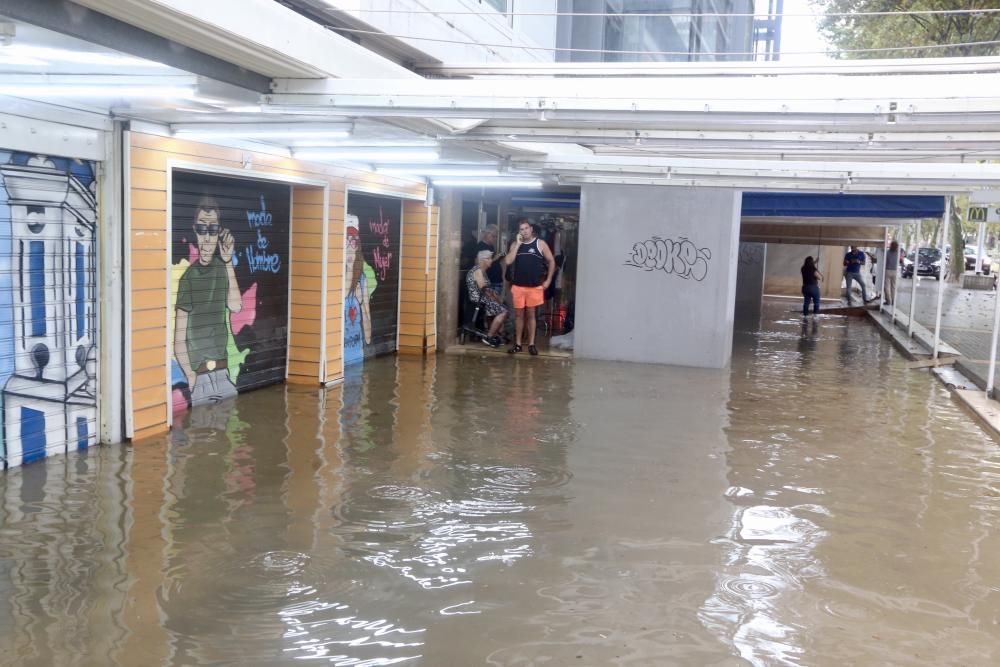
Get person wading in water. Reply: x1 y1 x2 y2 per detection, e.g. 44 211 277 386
504 218 556 356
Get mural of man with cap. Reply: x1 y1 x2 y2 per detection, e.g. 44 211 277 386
174 196 243 405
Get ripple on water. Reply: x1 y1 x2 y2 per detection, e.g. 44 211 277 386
162 549 425 664
720 576 780 600
819 597 877 622
366 484 437 504
478 464 573 492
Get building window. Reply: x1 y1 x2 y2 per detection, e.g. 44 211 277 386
28 240 46 337
76 416 89 450
481 0 508 14
75 242 85 341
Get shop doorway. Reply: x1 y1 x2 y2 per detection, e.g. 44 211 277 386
455 190 579 356
503 202 578 351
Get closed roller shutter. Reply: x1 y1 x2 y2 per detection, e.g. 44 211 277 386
344 192 402 367
170 172 290 411
0 152 99 468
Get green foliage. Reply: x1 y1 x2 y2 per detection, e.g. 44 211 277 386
812 1 1000 58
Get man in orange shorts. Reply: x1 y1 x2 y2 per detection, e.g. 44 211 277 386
504 218 556 356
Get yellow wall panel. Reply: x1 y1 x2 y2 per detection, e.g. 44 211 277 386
128 148 169 171
290 246 324 263
291 276 323 292
131 289 165 311
134 405 168 433
132 367 166 393
291 261 324 278
287 360 318 378
132 327 166 353
290 318 322 335
130 168 167 191
131 249 167 271
131 230 167 251
398 334 424 349
131 209 168 231
292 304 323 320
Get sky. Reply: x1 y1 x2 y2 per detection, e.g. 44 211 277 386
767 0 835 64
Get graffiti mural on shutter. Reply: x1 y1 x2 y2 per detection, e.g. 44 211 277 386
170 172 290 412
344 192 402 366
0 151 98 469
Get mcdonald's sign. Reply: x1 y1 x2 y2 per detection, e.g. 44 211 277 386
969 206 1000 223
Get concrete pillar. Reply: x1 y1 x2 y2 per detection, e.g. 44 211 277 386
435 188 462 350
735 242 766 320
575 185 741 369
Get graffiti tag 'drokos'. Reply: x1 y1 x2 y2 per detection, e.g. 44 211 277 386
625 236 712 282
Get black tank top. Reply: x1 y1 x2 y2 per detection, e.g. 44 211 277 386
512 238 547 287
801 266 818 286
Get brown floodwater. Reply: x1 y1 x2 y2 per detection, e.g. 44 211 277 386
2 304 1000 666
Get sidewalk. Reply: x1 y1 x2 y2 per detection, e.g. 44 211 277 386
890 275 1000 389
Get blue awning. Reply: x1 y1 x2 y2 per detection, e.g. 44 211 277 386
741 192 946 219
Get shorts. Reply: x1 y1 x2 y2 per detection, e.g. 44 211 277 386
511 285 544 309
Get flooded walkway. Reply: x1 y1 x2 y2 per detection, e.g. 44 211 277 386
2 304 1000 666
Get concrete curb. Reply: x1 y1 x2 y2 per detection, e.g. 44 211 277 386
866 310 1000 441
942 383 1000 442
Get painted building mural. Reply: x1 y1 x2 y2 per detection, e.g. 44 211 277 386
0 151 98 468
344 193 402 366
170 173 290 412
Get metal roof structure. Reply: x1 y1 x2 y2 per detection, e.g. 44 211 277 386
4 0 1000 194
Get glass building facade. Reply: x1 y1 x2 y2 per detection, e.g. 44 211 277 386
556 0 758 62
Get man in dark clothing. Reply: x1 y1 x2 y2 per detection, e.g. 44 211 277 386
504 218 555 356
843 245 871 305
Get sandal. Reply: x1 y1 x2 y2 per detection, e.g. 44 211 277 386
528 345 538 356
508 344 522 354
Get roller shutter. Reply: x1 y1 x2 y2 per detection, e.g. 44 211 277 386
344 192 402 367
0 151 99 468
170 172 290 411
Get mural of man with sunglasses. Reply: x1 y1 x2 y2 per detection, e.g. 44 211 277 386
174 196 243 406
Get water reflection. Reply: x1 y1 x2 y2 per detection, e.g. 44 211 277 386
712 304 1000 666
3 309 1000 664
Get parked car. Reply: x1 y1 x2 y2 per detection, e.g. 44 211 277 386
901 247 941 280
963 246 991 274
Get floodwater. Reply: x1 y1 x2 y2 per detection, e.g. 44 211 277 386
2 304 1000 666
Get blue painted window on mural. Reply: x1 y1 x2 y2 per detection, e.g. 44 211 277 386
76 242 85 340
21 407 47 464
76 416 89 450
28 240 46 337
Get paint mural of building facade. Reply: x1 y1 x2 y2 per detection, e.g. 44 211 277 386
0 153 98 468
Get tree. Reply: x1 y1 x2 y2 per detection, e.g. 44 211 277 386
814 1 1000 281
813 0 1000 59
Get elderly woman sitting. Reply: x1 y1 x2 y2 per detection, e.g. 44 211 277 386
466 250 509 348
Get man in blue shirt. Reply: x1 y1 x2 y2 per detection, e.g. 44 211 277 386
843 245 871 305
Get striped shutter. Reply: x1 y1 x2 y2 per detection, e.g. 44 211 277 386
170 172 291 411
344 192 402 366
0 152 99 468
